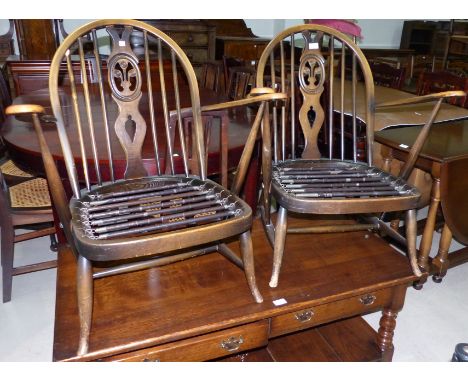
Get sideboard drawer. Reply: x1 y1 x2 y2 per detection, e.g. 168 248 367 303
104 320 269 362
170 32 209 47
270 288 393 337
184 48 209 64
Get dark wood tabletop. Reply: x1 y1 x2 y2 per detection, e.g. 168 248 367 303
1 86 256 181
374 118 468 164
53 215 415 362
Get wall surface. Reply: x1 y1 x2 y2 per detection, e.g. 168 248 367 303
0 18 438 54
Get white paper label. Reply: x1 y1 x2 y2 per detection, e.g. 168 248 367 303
119 40 126 47
308 42 319 50
399 144 409 149
273 298 288 306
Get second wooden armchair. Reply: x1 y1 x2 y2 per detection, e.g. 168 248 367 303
256 24 465 288
6 19 285 357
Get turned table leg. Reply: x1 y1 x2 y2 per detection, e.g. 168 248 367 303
377 308 398 361
377 285 406 361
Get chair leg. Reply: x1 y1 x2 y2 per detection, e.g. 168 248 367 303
269 205 287 288
405 209 423 278
239 231 263 303
432 224 453 283
49 234 58 252
1 225 15 303
76 254 93 356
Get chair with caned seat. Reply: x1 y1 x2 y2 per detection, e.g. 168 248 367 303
6 19 286 356
256 24 465 288
0 169 57 302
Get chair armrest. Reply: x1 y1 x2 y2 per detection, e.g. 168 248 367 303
201 89 288 112
6 104 45 115
376 90 466 109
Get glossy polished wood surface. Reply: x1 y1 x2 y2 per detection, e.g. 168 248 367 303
2 87 255 181
53 215 416 361
334 81 468 131
375 119 468 163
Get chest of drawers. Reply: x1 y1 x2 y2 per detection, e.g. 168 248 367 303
142 20 216 78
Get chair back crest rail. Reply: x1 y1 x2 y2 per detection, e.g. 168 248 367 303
48 20 206 199
255 24 375 166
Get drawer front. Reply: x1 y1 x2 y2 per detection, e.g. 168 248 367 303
104 320 269 362
170 32 208 47
184 48 209 64
270 288 393 338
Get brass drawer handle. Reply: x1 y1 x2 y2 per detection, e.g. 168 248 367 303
294 310 314 322
359 294 377 305
220 336 244 352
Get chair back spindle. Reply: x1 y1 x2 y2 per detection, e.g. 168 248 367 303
48 20 205 199
256 25 375 166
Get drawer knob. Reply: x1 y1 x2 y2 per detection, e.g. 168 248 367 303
187 34 194 42
220 335 244 352
359 294 377 305
294 310 314 322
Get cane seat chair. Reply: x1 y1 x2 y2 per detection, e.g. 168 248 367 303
256 24 464 288
0 170 57 302
6 20 286 356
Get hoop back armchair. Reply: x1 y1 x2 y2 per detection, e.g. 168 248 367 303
6 19 286 356
256 24 464 288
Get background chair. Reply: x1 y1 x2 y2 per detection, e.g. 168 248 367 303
6 19 284 356
417 70 468 108
200 60 224 94
168 109 229 188
256 24 463 288
222 55 245 92
1 169 57 302
226 66 256 101
370 61 406 90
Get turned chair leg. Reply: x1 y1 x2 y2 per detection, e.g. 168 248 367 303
405 209 422 279
239 231 263 303
269 205 287 288
76 254 93 356
1 224 15 303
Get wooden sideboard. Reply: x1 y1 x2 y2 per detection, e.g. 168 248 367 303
53 216 417 362
141 19 216 78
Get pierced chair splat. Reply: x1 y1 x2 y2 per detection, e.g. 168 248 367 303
256 24 462 288
6 19 287 357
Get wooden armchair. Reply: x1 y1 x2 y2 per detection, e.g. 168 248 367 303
256 24 464 288
5 19 286 356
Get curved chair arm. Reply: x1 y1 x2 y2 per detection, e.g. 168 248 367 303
168 90 288 195
201 89 288 112
375 90 466 109
375 90 467 181
5 104 75 253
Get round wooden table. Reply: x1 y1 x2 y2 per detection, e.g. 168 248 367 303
2 86 260 208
